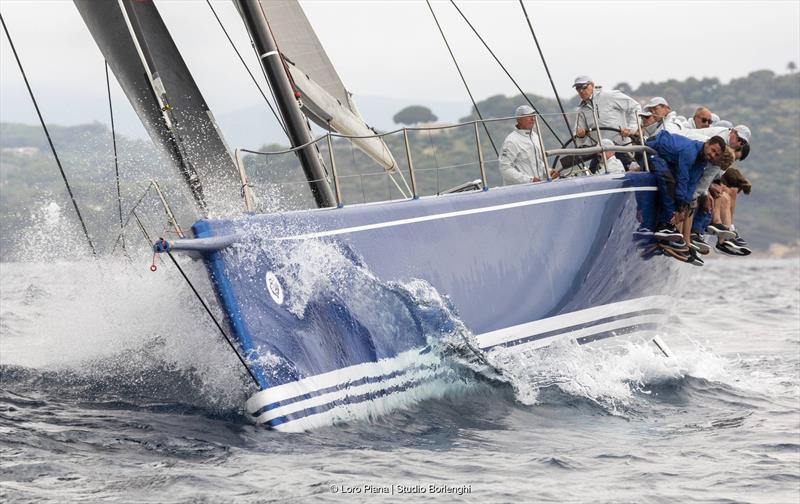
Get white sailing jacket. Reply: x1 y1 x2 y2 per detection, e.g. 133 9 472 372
499 128 547 185
575 87 642 146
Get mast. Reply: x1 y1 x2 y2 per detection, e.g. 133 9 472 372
234 0 335 208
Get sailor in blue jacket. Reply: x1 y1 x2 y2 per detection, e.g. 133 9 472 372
645 130 725 239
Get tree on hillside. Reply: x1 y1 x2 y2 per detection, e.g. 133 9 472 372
788 61 797 73
393 105 437 125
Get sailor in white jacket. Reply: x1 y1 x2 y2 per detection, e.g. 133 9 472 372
573 75 641 147
644 97 687 133
499 105 547 185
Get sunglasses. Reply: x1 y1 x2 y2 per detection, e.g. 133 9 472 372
698 117 713 124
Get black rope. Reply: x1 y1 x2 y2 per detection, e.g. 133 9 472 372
163 248 262 389
426 0 498 157
518 0 572 141
448 0 563 145
205 0 288 137
105 60 126 254
1 13 97 257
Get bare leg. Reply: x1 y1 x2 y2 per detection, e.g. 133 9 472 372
727 186 738 222
720 192 733 227
712 194 723 225
683 210 694 244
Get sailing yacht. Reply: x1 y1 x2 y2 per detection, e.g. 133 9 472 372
75 0 677 431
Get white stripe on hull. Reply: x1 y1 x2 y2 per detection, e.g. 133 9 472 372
245 295 672 426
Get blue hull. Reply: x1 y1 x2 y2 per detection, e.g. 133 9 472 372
189 172 679 431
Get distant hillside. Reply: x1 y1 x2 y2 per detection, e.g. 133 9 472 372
1 69 798 258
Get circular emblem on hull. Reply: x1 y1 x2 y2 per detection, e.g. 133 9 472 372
265 271 284 305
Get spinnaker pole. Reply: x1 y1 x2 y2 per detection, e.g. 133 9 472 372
234 0 335 208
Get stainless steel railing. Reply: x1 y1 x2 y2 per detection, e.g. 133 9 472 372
234 112 656 211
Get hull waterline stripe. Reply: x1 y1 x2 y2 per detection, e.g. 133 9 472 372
246 303 670 418
476 295 670 348
262 319 659 431
250 362 438 419
246 295 670 414
480 308 667 351
275 186 657 241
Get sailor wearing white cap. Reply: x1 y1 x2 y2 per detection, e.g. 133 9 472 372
572 75 642 148
677 123 750 151
643 96 687 133
498 105 548 185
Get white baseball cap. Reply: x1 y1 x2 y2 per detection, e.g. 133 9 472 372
639 110 653 117
515 105 535 117
600 138 616 150
733 124 751 143
572 75 593 87
644 96 668 110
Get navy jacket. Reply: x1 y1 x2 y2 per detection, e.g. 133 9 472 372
646 130 707 206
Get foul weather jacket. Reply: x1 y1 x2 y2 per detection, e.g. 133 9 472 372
646 130 707 207
499 128 547 185
574 87 642 146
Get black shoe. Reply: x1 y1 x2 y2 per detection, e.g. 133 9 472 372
731 232 749 247
660 244 690 262
633 227 654 241
654 225 683 242
707 224 735 241
690 233 711 255
687 249 705 266
715 241 746 256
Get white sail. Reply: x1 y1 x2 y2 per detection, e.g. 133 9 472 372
259 0 398 172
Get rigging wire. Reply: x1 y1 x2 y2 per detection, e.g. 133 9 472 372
162 246 263 389
518 0 572 142
206 0 288 137
131 212 262 389
448 0 563 145
426 0 499 157
105 60 126 255
1 12 97 257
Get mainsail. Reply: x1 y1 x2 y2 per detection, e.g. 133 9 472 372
74 0 242 216
258 0 399 172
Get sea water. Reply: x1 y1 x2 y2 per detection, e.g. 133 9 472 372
1 254 798 503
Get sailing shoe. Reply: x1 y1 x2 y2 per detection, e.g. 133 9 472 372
690 233 711 255
727 238 753 256
715 241 746 256
706 223 736 241
732 232 749 247
659 244 690 262
687 250 705 267
654 225 683 242
633 227 654 241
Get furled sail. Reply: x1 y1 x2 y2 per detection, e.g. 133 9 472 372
257 0 398 172
74 0 242 216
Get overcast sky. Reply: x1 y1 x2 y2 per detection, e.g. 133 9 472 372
1 0 799 136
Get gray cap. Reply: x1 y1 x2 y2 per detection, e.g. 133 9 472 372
515 105 535 117
733 124 751 143
572 75 593 87
644 96 668 110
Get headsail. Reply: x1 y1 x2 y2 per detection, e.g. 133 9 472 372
258 0 399 172
74 0 242 217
